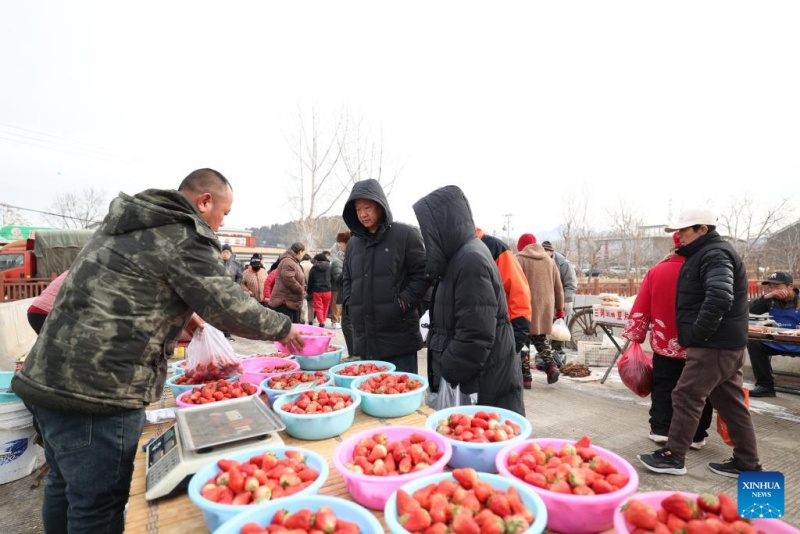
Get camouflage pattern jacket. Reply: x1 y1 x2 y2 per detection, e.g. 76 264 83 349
12 189 291 414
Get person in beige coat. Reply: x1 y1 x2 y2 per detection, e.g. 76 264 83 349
269 243 307 323
516 233 565 385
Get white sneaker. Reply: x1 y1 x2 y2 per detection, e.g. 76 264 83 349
690 438 706 450
332 322 341 329
649 432 668 444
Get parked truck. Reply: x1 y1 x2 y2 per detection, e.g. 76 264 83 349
0 229 95 281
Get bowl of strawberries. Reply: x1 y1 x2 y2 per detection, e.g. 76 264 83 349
383 468 548 534
424 404 532 473
614 491 797 534
259 371 334 405
496 436 639 534
332 426 452 511
240 356 300 386
212 494 384 534
271 386 361 440
329 360 397 389
174 380 261 408
187 445 329 532
350 371 428 418
274 324 335 356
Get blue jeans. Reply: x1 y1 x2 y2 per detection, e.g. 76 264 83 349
28 405 145 534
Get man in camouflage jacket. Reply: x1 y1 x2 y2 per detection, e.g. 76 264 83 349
12 168 303 533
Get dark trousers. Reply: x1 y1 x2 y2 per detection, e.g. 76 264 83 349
373 352 419 374
341 305 355 357
668 347 759 468
746 340 782 390
272 304 300 324
529 334 554 363
651 353 713 441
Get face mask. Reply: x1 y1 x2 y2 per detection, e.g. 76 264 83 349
251 263 262 271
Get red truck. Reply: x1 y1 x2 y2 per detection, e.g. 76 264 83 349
0 229 94 281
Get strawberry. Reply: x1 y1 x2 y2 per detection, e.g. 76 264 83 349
718 493 744 523
505 486 534 523
412 484 436 509
270 508 291 526
697 493 721 514
227 467 245 493
663 493 700 521
474 509 505 534
487 494 511 517
591 479 614 495
423 523 449 534
281 480 312 496
471 480 493 504
605 472 629 489
451 468 479 490
334 518 361 534
503 513 531 534
686 519 719 534
728 520 757 534
231 491 251 505
397 488 422 515
253 485 272 503
314 506 337 534
451 507 480 534
400 508 433 532
284 508 313 530
622 499 658 529
428 494 451 524
240 523 265 534
666 512 687 533
574 435 592 448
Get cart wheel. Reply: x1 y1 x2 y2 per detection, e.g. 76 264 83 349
566 308 601 349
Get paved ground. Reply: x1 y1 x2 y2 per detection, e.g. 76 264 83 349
2 331 798 532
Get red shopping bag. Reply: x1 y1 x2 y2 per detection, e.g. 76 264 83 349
617 343 653 398
717 388 750 447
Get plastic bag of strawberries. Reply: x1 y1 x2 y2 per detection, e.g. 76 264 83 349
183 323 243 383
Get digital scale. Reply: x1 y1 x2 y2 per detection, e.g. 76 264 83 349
145 395 286 501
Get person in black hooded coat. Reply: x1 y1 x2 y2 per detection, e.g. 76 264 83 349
342 179 429 373
412 185 525 415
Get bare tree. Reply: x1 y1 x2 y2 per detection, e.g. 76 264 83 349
716 196 793 266
561 192 603 280
338 114 404 195
45 188 107 229
0 204 30 226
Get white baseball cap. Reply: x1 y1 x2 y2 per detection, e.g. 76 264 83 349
664 207 717 232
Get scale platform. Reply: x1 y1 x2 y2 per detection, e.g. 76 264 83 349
145 395 285 501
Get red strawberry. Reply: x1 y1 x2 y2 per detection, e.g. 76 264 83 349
487 494 511 517
240 523 265 534
423 523 449 534
622 499 658 530
728 520 756 534
451 467 479 490
697 493 721 514
503 513 531 534
686 519 719 534
574 435 592 448
474 509 505 534
334 518 361 534
505 486 534 523
400 508 433 532
284 508 313 530
231 491 251 505
397 488 422 515
451 507 480 534
662 493 700 521
666 512 687 533
314 506 337 534
428 494 451 524
719 493 744 523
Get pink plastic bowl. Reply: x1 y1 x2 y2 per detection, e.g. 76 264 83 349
613 491 799 534
332 425 453 511
274 324 334 356
496 438 639 534
175 382 262 408
240 357 300 385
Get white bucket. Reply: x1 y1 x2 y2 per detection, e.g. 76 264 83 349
0 425 39 484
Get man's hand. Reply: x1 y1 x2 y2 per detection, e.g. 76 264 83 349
185 313 205 336
767 288 792 301
278 325 305 354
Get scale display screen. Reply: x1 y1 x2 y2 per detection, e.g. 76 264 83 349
147 426 178 468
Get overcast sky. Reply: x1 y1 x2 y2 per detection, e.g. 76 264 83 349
1 1 798 239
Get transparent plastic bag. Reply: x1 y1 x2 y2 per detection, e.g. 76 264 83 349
617 342 653 397
425 377 476 410
184 324 242 382
550 318 571 341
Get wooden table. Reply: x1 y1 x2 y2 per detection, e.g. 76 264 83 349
125 390 436 534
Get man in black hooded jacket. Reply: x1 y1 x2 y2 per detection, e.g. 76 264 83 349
413 185 524 414
342 179 429 373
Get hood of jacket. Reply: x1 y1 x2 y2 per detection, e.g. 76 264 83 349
413 185 476 280
517 243 548 260
103 189 218 245
343 179 393 238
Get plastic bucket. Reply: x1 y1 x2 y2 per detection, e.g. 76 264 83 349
0 426 39 484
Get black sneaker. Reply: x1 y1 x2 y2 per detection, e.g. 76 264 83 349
638 448 686 475
708 457 763 478
749 385 776 398
545 364 560 384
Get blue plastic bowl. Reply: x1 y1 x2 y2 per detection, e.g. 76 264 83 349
293 344 344 371
169 359 186 375
259 371 334 405
384 471 548 534
424 404 532 473
272 386 361 440
328 360 397 389
0 372 21 403
350 371 428 418
187 445 329 532
213 494 383 534
165 373 200 399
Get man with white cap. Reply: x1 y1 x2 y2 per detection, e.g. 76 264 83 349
638 207 762 478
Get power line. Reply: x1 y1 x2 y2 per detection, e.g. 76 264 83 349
0 202 103 225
